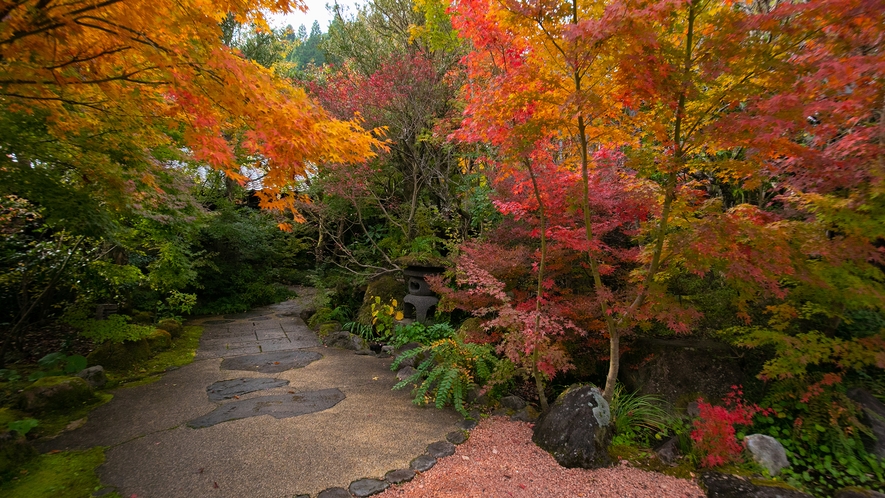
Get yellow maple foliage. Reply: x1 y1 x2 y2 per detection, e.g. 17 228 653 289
0 0 380 219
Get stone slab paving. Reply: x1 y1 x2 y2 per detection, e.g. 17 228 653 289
42 287 461 498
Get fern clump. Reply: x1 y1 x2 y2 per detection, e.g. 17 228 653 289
392 337 498 416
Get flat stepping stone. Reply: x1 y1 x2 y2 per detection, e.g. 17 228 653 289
447 430 468 444
427 441 456 458
251 316 272 321
349 478 388 497
187 388 345 428
224 311 273 319
385 469 416 484
203 319 235 325
317 488 352 498
410 454 436 472
220 351 322 373
206 378 289 401
456 419 478 431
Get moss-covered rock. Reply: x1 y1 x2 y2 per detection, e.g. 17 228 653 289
131 311 154 325
156 319 183 338
0 408 25 428
0 431 37 477
357 275 407 326
834 486 885 498
307 307 333 330
18 376 96 414
318 321 340 339
146 329 172 352
86 339 152 371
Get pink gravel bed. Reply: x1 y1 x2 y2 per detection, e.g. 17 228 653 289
377 417 706 498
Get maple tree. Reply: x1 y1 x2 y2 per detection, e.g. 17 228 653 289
0 0 379 226
447 0 884 402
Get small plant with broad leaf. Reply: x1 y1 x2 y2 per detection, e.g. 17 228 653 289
28 352 88 381
370 296 403 341
8 418 38 436
392 336 498 416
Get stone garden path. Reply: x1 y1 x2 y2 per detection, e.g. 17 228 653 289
43 288 463 498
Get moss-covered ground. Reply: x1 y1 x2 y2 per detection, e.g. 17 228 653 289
0 447 122 498
105 325 203 388
1 325 204 496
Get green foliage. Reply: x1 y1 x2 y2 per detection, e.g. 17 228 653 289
370 296 403 341
609 383 671 447
754 377 884 495
104 325 203 388
392 336 498 416
722 325 885 380
342 321 374 342
7 418 38 436
64 311 155 345
155 290 197 320
188 203 299 315
27 353 87 381
0 369 21 382
389 322 456 349
285 21 327 68
0 447 115 498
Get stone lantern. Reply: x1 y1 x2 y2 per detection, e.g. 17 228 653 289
402 265 443 324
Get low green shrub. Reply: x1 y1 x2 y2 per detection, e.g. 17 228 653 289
63 309 155 344
609 383 671 447
392 336 499 416
754 376 885 495
390 322 456 349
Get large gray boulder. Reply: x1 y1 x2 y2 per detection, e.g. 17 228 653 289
744 434 790 476
76 366 107 389
847 388 885 459
532 385 611 468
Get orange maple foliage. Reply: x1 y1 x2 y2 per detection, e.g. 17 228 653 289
0 0 380 222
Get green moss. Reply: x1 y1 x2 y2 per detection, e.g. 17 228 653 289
0 434 37 477
357 275 407 326
146 329 172 352
86 339 152 370
131 311 153 324
0 447 121 497
608 443 697 480
20 377 95 415
28 376 80 389
156 319 183 339
106 325 203 388
748 478 803 491
0 408 26 428
33 392 113 439
318 322 340 339
307 307 333 329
